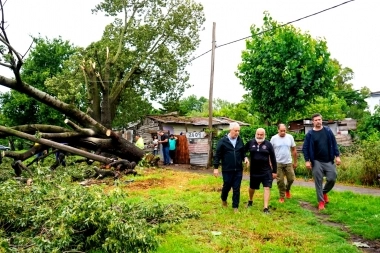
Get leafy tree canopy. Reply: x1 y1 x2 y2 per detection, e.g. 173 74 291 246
236 12 337 124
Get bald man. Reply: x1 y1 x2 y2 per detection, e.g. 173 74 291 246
244 128 277 214
270 124 297 203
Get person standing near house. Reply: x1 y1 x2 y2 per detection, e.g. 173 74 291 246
270 124 297 203
245 128 277 214
152 135 159 156
168 134 178 164
302 113 341 211
135 134 144 149
213 122 247 212
158 130 170 165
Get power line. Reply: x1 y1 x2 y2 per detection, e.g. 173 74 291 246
190 0 355 61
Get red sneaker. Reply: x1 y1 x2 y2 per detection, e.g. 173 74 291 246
279 198 284 203
323 193 329 203
318 201 325 211
285 191 291 199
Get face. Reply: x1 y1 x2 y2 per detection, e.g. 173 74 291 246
229 126 240 139
255 130 265 142
312 116 323 128
278 125 287 137
170 135 174 139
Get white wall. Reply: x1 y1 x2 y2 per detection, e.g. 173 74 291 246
365 95 380 114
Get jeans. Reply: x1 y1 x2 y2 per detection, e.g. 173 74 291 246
221 170 243 208
163 146 170 165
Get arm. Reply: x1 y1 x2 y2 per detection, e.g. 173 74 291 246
330 131 341 165
291 147 297 168
213 139 223 177
268 142 277 174
243 140 250 165
290 135 297 168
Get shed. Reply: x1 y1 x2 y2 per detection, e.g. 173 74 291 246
129 112 249 166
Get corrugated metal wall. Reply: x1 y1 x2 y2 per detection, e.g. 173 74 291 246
188 138 209 166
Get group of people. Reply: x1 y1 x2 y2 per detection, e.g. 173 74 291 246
135 131 178 165
213 113 341 213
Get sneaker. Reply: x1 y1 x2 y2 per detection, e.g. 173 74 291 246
323 193 329 203
247 200 253 208
233 208 239 213
318 201 325 211
279 198 284 203
222 201 227 207
285 191 291 199
263 208 270 214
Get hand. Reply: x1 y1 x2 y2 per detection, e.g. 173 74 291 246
244 157 250 166
272 173 277 179
305 161 312 170
335 157 341 166
213 169 219 177
292 162 297 169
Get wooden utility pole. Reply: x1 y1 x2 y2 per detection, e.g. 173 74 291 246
207 22 216 169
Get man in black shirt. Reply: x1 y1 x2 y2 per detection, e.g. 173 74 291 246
158 130 170 165
303 113 341 211
244 128 277 214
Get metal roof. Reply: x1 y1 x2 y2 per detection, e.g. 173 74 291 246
146 113 249 126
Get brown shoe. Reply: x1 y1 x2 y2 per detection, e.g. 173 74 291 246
222 201 227 207
233 208 238 213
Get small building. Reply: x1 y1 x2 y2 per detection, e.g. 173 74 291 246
289 118 357 146
127 112 249 166
365 91 380 114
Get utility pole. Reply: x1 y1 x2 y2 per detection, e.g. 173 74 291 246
207 22 216 169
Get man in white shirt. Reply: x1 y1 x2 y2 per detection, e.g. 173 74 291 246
270 124 297 203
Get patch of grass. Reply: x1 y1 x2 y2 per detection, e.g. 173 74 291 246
121 169 376 253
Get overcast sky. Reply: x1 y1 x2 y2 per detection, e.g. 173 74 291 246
1 0 378 106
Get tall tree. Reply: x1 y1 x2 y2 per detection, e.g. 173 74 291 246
45 0 205 128
236 12 337 124
331 59 370 119
0 37 77 126
0 0 204 165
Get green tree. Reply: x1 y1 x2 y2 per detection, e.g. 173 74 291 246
236 12 337 124
331 59 370 119
0 37 77 126
45 0 205 128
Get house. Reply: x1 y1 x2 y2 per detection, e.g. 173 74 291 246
365 91 380 114
127 112 249 166
288 118 357 146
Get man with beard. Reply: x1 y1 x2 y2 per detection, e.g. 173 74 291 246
245 128 277 214
303 113 341 211
213 122 247 212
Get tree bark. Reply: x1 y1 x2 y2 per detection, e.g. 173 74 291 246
0 125 115 164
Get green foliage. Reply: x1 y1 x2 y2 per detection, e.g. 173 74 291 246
0 36 77 126
331 59 370 120
357 140 380 185
0 164 199 252
354 105 380 141
236 12 337 124
213 125 278 149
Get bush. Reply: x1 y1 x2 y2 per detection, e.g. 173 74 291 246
0 165 199 253
357 140 380 186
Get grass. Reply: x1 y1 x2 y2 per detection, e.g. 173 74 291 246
118 168 380 253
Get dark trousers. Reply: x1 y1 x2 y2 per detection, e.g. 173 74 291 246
221 170 243 208
163 146 170 165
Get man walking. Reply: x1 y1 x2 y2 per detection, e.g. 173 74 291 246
302 113 341 210
245 128 277 214
270 124 297 203
213 122 247 212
